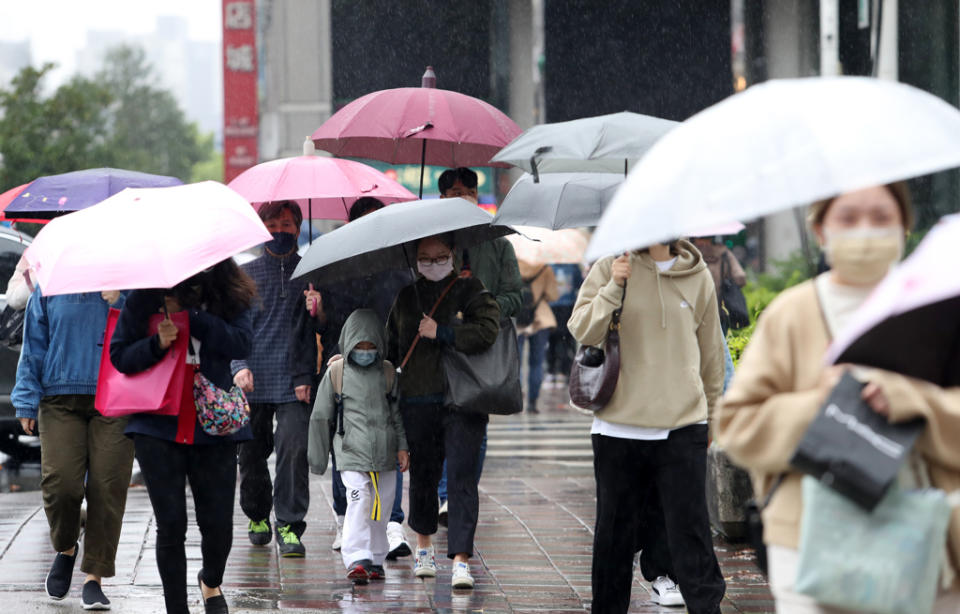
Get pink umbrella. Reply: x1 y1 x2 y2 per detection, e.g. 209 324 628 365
24 181 271 296
825 214 960 387
311 67 522 197
227 150 416 221
508 226 589 265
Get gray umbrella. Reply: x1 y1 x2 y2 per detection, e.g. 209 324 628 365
490 111 678 180
492 172 622 230
291 197 513 285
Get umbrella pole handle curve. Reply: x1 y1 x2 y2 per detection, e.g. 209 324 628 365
418 140 427 199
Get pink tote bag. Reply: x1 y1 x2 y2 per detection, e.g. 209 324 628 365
95 308 189 417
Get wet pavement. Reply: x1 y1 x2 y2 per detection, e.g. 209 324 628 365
0 385 774 612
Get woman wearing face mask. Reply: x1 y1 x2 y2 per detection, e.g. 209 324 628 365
716 183 960 613
384 234 500 590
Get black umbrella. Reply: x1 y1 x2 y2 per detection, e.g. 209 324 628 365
290 197 513 286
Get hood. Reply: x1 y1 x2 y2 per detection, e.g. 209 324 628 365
339 308 386 362
636 239 706 277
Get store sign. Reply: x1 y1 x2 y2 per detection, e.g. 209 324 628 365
223 0 258 182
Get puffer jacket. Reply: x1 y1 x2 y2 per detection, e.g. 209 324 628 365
308 309 407 474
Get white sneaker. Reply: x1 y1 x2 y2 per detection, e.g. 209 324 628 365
651 575 685 607
386 521 412 559
331 515 344 551
451 561 474 589
414 547 437 578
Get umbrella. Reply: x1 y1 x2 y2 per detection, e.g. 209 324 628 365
824 214 960 387
508 226 589 265
490 111 678 180
311 67 522 197
24 181 271 296
587 77 960 260
688 221 746 237
0 183 34 223
227 142 417 242
291 198 513 286
492 172 622 230
5 168 182 220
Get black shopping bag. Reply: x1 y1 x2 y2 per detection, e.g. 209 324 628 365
789 372 924 511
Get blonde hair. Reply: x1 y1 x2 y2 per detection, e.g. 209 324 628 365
808 182 913 230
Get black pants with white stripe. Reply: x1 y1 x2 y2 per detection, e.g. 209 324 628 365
591 425 725 614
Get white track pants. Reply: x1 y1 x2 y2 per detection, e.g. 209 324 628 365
340 470 396 569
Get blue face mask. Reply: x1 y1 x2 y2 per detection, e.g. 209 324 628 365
265 231 297 254
350 349 378 367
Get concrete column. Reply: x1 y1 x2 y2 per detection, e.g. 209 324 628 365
877 0 898 81
259 0 333 161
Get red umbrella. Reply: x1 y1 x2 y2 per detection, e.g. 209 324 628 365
0 183 49 224
311 67 522 197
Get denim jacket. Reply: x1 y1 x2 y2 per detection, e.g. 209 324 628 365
13 289 125 419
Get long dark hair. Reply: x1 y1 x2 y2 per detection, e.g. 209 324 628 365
170 258 257 321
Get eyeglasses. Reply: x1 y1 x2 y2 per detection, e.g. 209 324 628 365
417 255 451 266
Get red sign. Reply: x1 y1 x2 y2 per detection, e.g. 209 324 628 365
223 0 258 183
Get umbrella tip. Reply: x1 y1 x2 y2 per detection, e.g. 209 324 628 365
303 136 314 156
421 66 436 89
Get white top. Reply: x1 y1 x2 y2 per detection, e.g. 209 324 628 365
814 273 873 338
590 255 704 441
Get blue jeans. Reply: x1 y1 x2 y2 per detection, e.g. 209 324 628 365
723 337 735 394
517 329 550 403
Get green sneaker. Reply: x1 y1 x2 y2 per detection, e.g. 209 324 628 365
277 524 306 557
248 519 272 546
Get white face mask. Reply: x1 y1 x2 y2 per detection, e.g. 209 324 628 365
823 227 904 286
417 261 454 282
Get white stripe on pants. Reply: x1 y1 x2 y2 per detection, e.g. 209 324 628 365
340 470 396 569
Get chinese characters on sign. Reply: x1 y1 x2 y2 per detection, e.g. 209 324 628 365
223 0 258 183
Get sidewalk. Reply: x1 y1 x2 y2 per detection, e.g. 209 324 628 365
0 392 774 612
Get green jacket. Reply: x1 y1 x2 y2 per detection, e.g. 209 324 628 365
464 237 522 319
308 309 407 474
386 274 500 400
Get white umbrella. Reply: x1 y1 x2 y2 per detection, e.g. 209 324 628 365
587 77 960 260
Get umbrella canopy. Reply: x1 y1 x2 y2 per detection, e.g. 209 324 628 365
508 226 589 265
292 198 513 285
587 77 960 260
5 168 182 220
0 183 32 222
227 155 416 220
490 111 678 178
492 172 622 230
824 214 960 387
25 181 271 295
311 82 521 170
688 221 746 237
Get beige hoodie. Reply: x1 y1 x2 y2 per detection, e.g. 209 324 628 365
568 240 724 429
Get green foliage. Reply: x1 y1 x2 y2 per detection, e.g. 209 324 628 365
727 251 815 365
0 45 216 189
190 148 223 183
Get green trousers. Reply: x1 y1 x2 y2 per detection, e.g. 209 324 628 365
38 394 134 577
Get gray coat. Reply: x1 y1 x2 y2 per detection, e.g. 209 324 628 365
308 309 407 474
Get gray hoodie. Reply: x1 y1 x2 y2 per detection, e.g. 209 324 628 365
308 308 407 474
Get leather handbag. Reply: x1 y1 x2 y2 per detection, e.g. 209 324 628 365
95 309 188 417
568 284 625 412
442 315 522 415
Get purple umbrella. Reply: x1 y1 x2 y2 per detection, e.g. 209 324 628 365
5 168 183 220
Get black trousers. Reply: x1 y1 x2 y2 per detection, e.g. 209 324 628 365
400 401 487 559
238 401 310 535
546 305 575 375
591 426 725 614
135 435 238 614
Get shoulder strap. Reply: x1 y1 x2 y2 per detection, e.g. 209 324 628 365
398 272 467 372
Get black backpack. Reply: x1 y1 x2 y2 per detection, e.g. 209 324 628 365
516 267 547 328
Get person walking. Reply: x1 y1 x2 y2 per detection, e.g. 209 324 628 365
233 200 318 556
568 240 726 614
386 234 500 589
435 167 521 525
544 262 584 389
515 259 558 413
716 183 960 613
303 197 414 560
13 289 132 610
308 309 409 584
110 261 255 614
